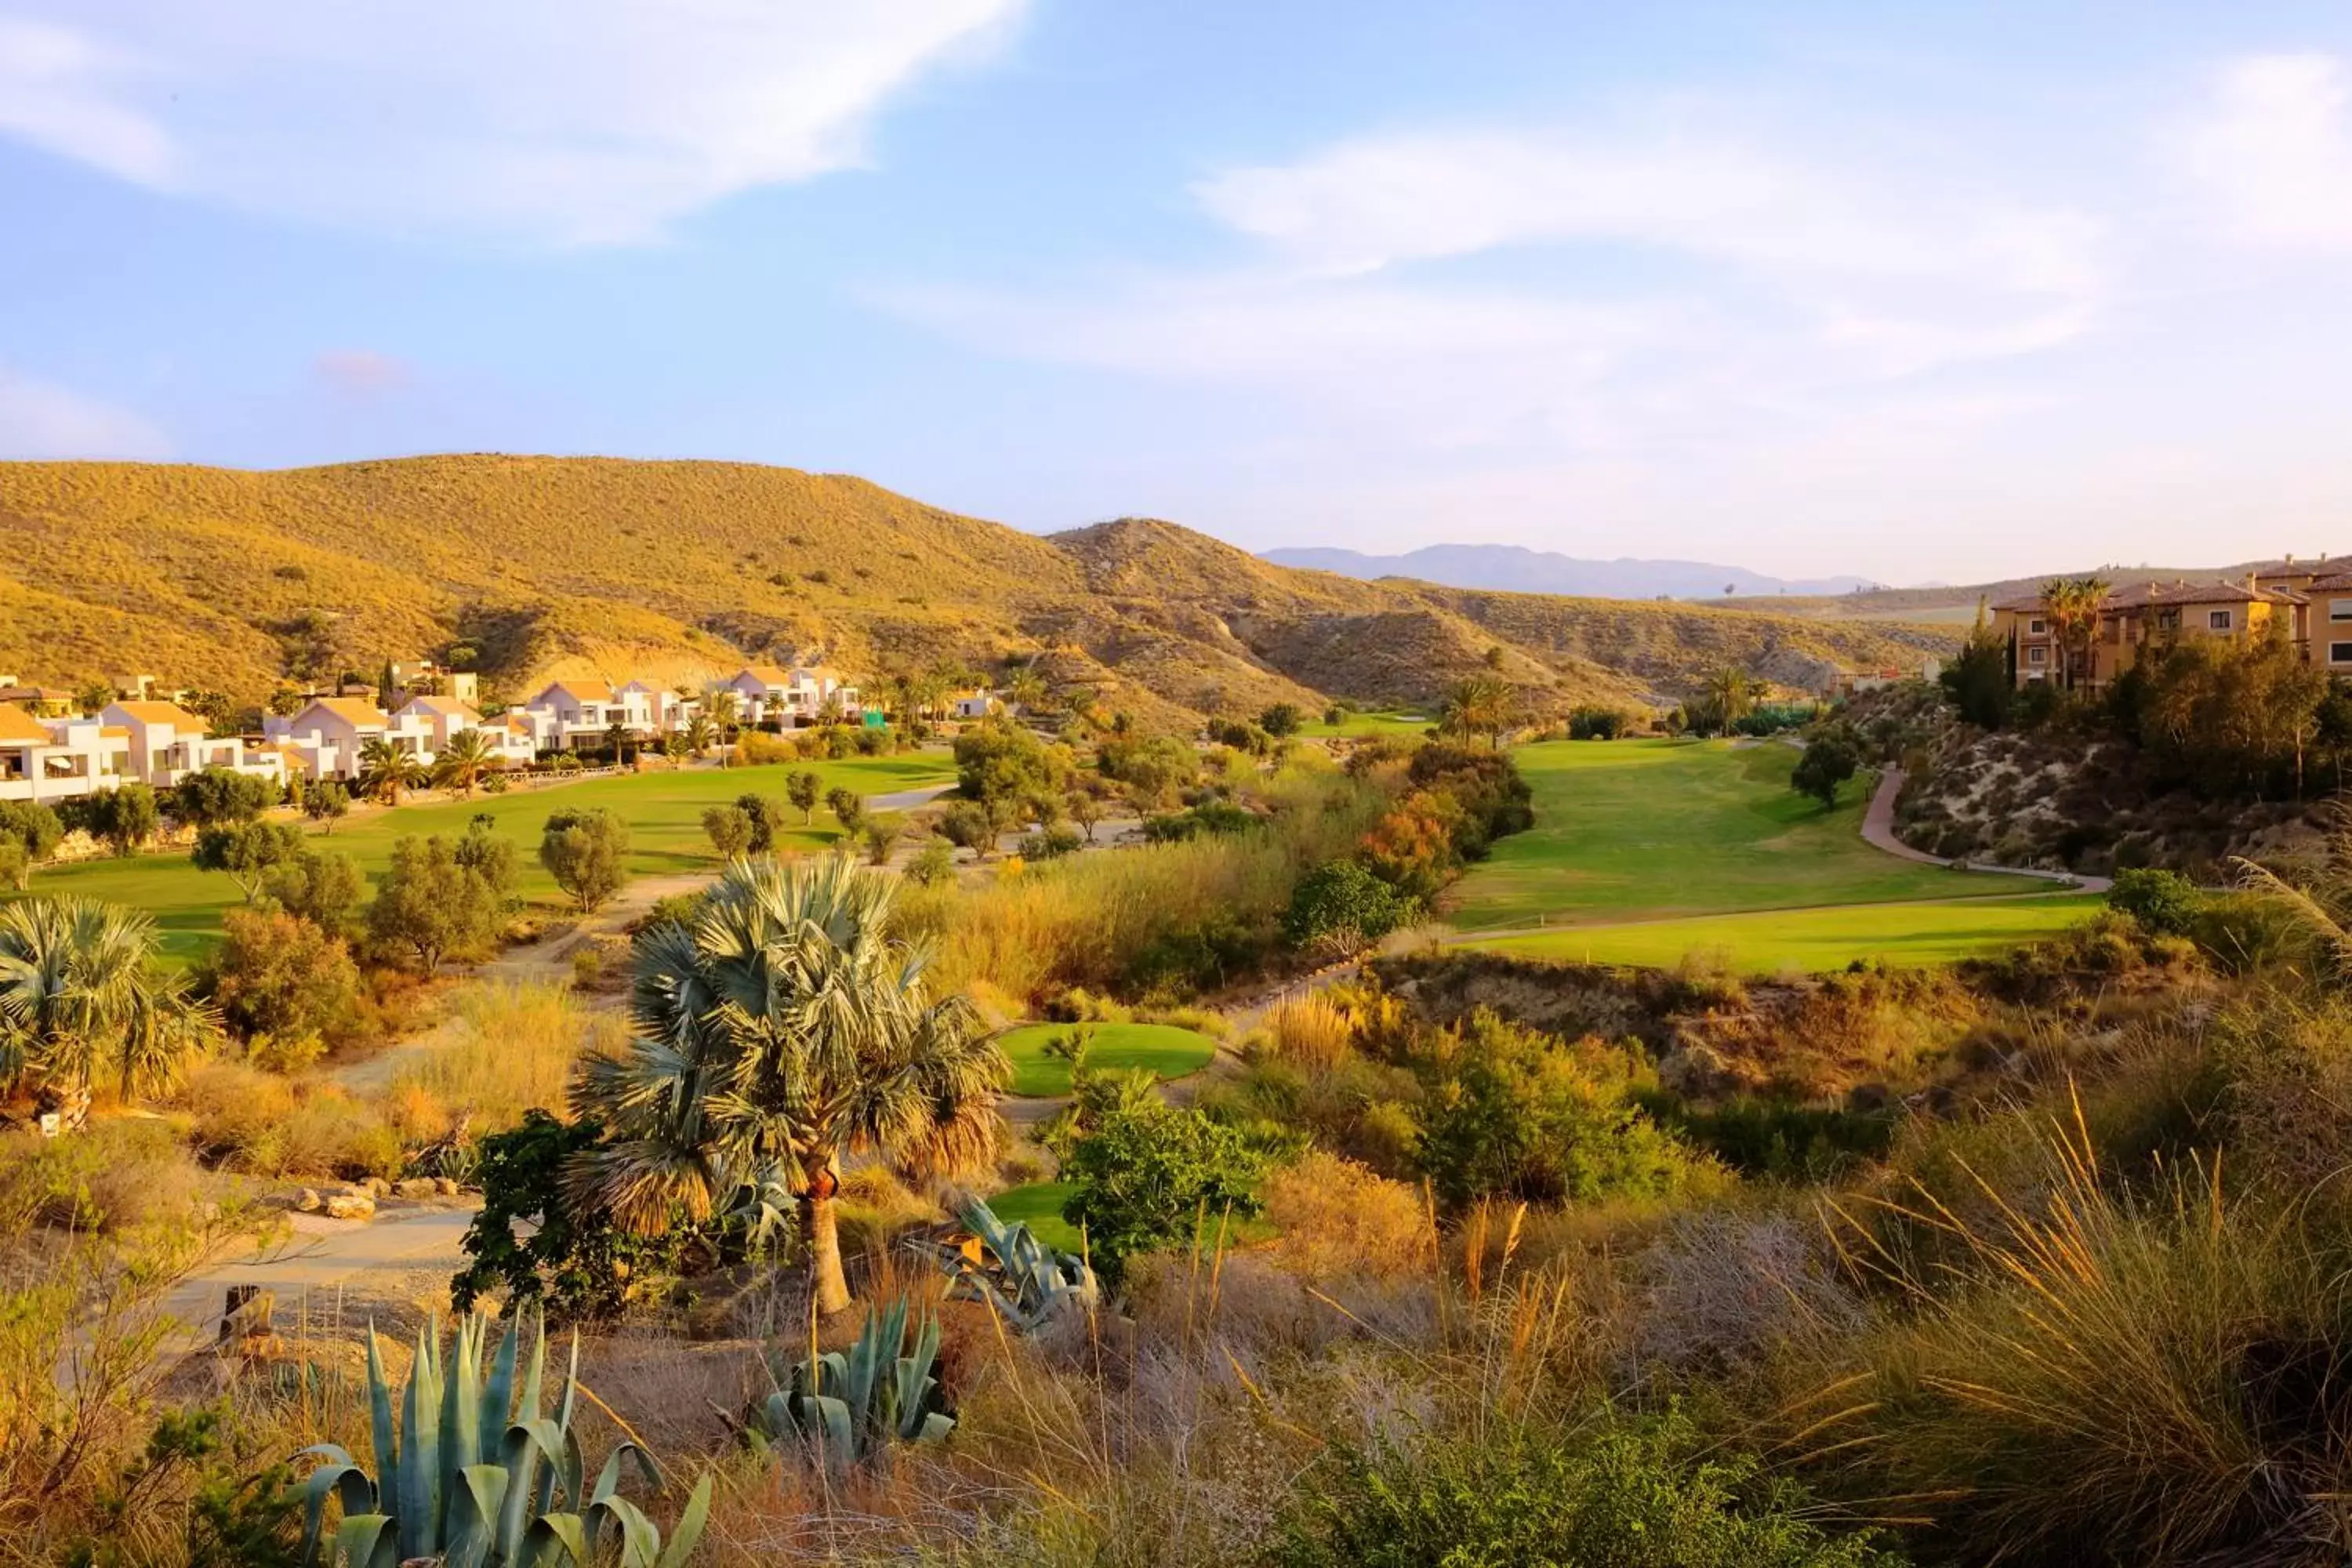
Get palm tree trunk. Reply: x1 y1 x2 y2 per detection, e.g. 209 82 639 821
801 1163 851 1315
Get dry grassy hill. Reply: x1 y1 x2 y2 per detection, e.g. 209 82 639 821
0 456 1958 723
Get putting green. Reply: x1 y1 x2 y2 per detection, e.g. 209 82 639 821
1463 895 2100 975
10 753 954 964
1448 738 2039 934
998 1021 1219 1098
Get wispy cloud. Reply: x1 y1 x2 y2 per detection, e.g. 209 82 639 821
2180 53 2352 251
310 350 412 400
0 364 169 459
0 1 1023 245
891 103 2107 466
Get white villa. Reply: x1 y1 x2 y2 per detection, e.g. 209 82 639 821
722 664 861 728
0 709 129 804
263 697 433 782
5 653 872 803
101 701 287 791
949 688 1003 720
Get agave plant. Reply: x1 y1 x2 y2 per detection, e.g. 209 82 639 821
941 1195 1100 1333
748 1298 955 1472
296 1308 709 1568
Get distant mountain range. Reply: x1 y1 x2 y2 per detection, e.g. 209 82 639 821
1260 544 1877 601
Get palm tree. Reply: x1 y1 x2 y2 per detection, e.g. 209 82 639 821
2041 575 2112 693
0 898 220 1105
1005 666 1047 716
432 728 496 797
604 718 633 768
568 855 1007 1315
683 713 717 760
1440 675 1515 747
702 687 741 746
358 735 423 806
1701 666 1759 734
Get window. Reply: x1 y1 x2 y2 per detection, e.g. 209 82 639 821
2157 608 2180 632
2027 646 2047 665
2208 609 2233 631
2027 618 2047 635
2332 599 2352 623
2333 643 2352 665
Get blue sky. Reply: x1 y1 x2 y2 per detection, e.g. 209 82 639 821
5 2 2352 583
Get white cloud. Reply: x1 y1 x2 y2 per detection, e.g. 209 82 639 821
1191 122 2102 299
0 1 1022 244
0 365 169 459
2181 53 2352 250
894 110 2105 466
0 18 173 183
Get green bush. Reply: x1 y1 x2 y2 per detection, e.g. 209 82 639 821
1410 1011 1710 1209
451 1109 688 1322
538 806 630 913
1283 858 1417 956
1279 1410 1904 1568
1062 1098 1265 1283
2108 866 2202 936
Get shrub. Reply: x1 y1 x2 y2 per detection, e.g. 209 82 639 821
0 839 24 892
2108 866 2202 936
73 782 161 857
0 799 64 866
1567 705 1632 740
1018 825 1084 860
256 847 365 937
826 785 866 834
1279 1410 1904 1568
937 799 997 858
538 806 630 913
1410 1011 1711 1209
702 803 754 858
174 768 276 829
366 826 515 971
1259 702 1303 738
904 840 955 886
1143 801 1256 843
450 1109 681 1321
301 778 350 829
197 907 367 1057
1062 1098 1265 1283
1791 735 1860 808
1259 993 1359 1072
955 721 1073 805
190 819 306 901
1262 1152 1427 1282
1283 859 1417 956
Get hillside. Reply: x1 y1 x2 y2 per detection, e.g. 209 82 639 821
1262 542 1871 599
0 456 1958 721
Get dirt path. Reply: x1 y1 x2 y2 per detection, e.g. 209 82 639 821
158 1206 480 1352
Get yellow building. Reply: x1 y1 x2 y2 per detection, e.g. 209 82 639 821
1991 578 2310 691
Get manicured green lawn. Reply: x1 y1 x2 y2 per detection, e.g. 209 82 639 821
1299 710 1435 739
1463 895 2101 975
996 1021 1220 1098
987 1181 1082 1252
13 753 955 965
986 1178 1277 1254
1446 739 2040 933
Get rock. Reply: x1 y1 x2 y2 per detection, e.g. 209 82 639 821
396 1177 438 1200
434 1176 460 1196
293 1187 323 1214
367 1177 393 1198
325 1190 376 1221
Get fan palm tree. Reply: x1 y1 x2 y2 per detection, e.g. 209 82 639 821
0 897 220 1104
431 728 496 797
569 855 1008 1315
2041 575 2112 693
358 735 423 805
